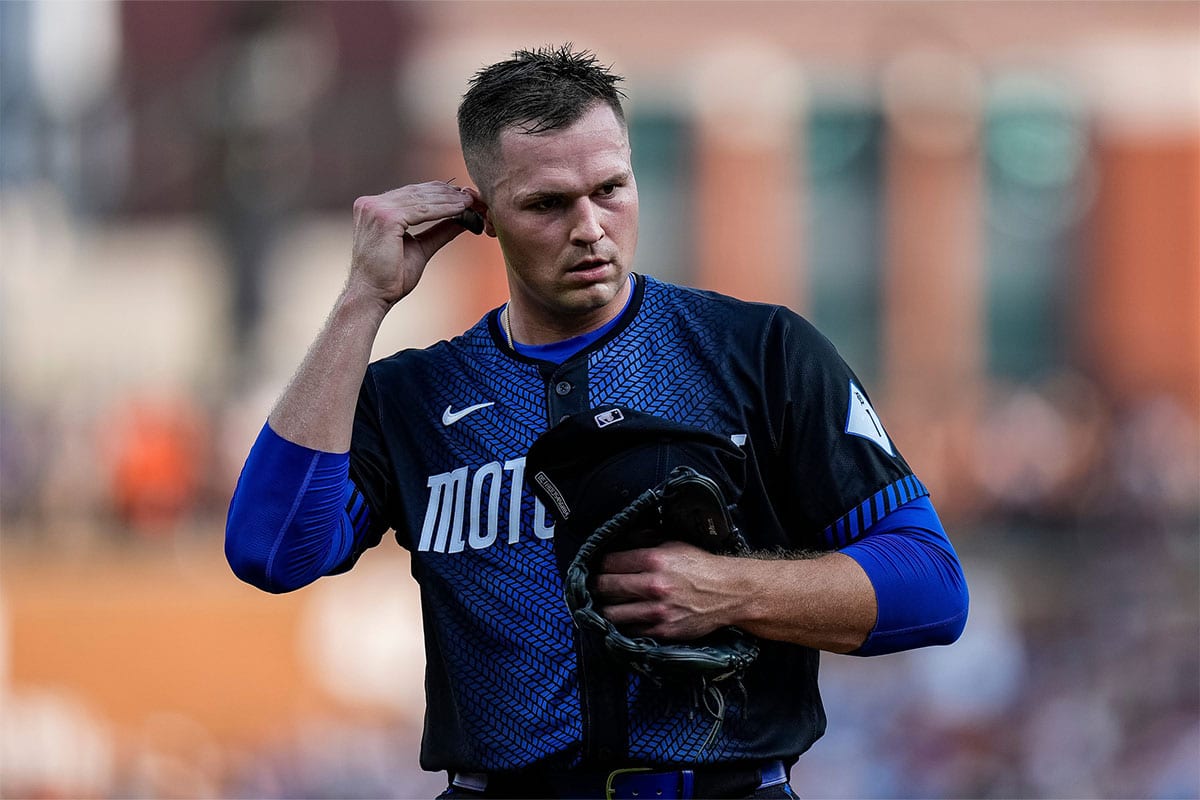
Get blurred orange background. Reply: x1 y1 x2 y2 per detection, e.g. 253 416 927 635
1 2 1197 798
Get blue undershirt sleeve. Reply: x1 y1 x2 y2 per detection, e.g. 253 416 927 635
225 422 374 593
839 495 969 656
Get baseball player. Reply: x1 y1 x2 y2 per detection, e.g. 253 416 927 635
226 45 968 799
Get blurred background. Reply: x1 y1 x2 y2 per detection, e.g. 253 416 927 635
1 1 1197 798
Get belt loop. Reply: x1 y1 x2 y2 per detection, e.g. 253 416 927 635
605 767 653 800
757 760 788 789
679 769 695 798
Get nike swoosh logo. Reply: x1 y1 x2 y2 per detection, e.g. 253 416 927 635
442 402 495 426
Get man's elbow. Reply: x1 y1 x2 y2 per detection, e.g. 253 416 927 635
936 575 969 645
224 524 279 593
224 508 308 594
910 563 970 648
925 596 969 647
854 609 967 657
854 566 969 656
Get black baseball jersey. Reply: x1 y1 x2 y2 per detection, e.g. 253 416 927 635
346 274 926 773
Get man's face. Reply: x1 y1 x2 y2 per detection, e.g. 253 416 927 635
479 103 639 337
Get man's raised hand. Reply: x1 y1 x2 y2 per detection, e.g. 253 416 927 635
349 181 482 305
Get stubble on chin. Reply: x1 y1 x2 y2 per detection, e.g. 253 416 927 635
543 272 619 316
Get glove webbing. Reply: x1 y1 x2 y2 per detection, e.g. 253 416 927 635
563 476 760 752
564 483 662 650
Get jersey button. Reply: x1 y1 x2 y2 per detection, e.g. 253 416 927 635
555 381 573 396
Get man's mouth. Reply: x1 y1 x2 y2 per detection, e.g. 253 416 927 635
568 257 611 273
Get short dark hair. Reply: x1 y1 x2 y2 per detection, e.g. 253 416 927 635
457 44 627 191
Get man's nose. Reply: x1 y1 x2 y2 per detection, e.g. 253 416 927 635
569 200 605 245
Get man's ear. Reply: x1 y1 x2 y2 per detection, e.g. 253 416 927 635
465 187 497 238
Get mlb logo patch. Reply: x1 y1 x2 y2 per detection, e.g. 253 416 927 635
594 408 625 428
845 381 895 456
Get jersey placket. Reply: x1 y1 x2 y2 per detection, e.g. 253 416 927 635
536 355 631 765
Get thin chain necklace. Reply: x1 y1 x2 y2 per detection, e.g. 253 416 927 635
501 304 514 348
501 274 633 350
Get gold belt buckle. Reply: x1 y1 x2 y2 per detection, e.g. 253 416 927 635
605 766 655 800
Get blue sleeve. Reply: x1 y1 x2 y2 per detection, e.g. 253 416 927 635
839 495 969 656
225 422 377 594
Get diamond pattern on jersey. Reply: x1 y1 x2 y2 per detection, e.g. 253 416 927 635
585 279 765 762
626 675 756 763
409 326 547 469
372 317 583 769
589 280 735 431
422 537 580 768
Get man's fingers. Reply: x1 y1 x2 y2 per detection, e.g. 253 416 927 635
599 600 659 634
593 571 658 602
412 218 472 261
600 541 703 575
399 196 474 229
358 183 474 230
598 547 657 574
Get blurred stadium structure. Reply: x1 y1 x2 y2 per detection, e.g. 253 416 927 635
1 2 1197 798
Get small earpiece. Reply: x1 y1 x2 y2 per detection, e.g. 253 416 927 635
454 209 485 235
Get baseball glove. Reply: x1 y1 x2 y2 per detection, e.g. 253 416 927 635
563 464 760 683
525 405 760 748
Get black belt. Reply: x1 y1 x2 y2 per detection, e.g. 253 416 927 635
450 759 788 799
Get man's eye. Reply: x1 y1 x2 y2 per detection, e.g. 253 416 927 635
531 198 561 211
597 184 617 197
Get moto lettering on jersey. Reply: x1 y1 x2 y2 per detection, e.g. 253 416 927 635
417 456 555 553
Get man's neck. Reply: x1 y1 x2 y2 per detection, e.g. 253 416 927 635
507 274 635 346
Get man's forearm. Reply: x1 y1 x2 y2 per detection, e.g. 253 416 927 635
228 285 392 594
732 499 969 655
594 542 879 654
268 284 392 453
268 181 477 450
730 552 878 654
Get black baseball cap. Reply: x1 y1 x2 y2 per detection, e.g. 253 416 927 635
525 405 747 572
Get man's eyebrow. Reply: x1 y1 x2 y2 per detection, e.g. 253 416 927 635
516 188 565 205
600 169 633 187
516 171 633 205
